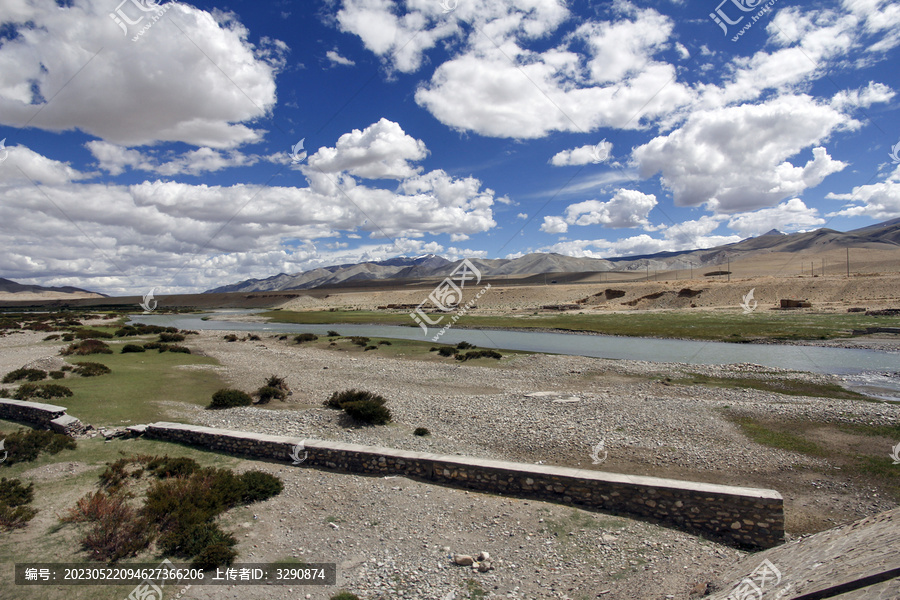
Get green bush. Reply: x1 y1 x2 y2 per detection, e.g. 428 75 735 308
121 344 145 353
0 477 34 506
147 456 201 479
341 400 392 425
378 340 391 346
73 329 113 340
223 334 238 342
413 427 430 436
2 368 47 383
294 333 318 343
455 349 503 361
13 382 74 400
61 339 113 356
255 386 285 404
324 389 386 410
49 370 65 379
72 361 111 377
143 341 163 349
43 334 61 341
166 345 191 354
364 345 377 351
192 540 238 570
240 471 284 503
456 341 476 349
437 346 457 357
326 330 340 337
349 336 369 347
208 389 253 409
0 428 76 465
63 490 149 561
61 333 75 341
158 332 185 343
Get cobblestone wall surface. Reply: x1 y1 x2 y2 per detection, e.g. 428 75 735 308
145 421 784 548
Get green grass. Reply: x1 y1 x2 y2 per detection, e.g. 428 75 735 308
54 340 224 426
728 416 828 457
668 373 873 401
287 334 527 366
262 309 900 342
723 414 900 500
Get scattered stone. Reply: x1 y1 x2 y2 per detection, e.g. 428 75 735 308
452 554 474 566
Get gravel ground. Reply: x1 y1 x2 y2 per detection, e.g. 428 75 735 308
3 328 898 600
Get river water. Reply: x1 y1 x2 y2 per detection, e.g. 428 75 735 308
129 311 900 401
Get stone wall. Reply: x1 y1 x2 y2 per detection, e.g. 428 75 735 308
0 398 86 435
145 421 784 549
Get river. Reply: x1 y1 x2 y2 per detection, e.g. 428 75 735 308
129 310 900 401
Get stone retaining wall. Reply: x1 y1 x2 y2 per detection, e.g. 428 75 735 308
0 398 86 435
145 421 784 549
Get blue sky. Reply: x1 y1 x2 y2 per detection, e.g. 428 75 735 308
0 0 898 295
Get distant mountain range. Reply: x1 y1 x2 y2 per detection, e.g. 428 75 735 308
205 217 900 293
0 278 104 296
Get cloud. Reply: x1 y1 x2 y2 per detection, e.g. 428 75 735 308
633 95 853 213
326 49 356 66
0 122 503 293
307 118 428 180
86 141 262 176
826 164 900 220
563 190 657 229
540 216 568 234
0 1 283 147
550 140 613 166
727 199 825 237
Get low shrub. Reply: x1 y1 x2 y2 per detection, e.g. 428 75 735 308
326 330 340 337
208 389 253 409
192 539 238 570
158 332 185 343
0 428 76 465
61 333 75 341
166 345 191 354
74 329 114 340
455 349 503 361
0 478 37 529
223 334 238 342
143 341 163 349
413 427 430 436
324 389 386 410
349 336 369 347
255 386 285 404
121 344 145 353
14 382 74 400
247 334 261 341
43 334 61 341
294 333 318 343
49 370 65 379
456 341 476 350
378 340 391 346
61 339 113 356
63 490 150 561
72 361 111 377
147 456 201 479
341 400 392 425
437 346 457 357
2 368 47 383
364 345 377 351
240 471 284 503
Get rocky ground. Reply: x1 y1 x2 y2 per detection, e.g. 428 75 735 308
2 327 899 599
